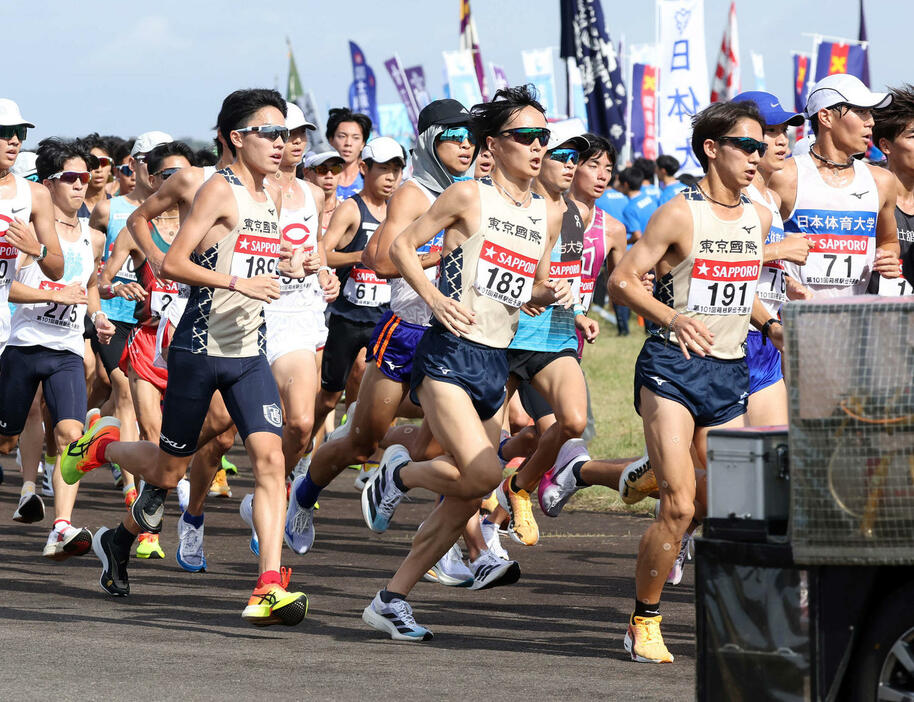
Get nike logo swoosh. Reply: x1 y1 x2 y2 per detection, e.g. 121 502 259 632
11 207 26 214
302 214 313 221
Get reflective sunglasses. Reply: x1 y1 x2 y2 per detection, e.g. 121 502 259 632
548 148 580 164
499 127 551 147
438 126 476 145
312 162 343 175
117 164 134 177
717 136 768 157
235 124 289 141
0 125 27 141
48 170 90 184
94 156 113 169
155 167 181 180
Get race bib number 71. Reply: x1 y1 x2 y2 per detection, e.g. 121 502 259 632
687 258 760 315
474 241 537 308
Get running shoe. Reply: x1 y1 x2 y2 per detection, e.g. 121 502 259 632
42 524 92 561
624 615 674 663
208 468 232 498
496 476 539 546
176 477 190 513
619 454 655 506
110 464 124 488
468 549 521 590
479 517 510 561
284 474 316 554
60 417 120 485
13 491 45 524
539 438 590 518
92 527 129 596
221 455 238 476
124 485 138 508
176 515 206 572
480 491 498 514
667 533 693 586
136 533 165 559
291 452 311 481
353 461 377 491
326 401 356 444
242 581 308 626
130 482 167 534
41 461 54 496
239 493 259 556
362 591 432 642
423 543 474 587
361 444 410 533
85 407 101 430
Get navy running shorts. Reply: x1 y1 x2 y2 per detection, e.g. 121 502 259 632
90 318 135 375
320 313 375 393
410 324 508 421
633 337 749 427
159 349 281 456
0 345 87 435
745 329 784 395
366 310 428 384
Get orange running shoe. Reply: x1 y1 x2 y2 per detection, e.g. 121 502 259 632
124 487 138 508
242 579 308 626
208 468 232 498
60 417 120 485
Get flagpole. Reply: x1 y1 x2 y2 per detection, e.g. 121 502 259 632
800 32 868 51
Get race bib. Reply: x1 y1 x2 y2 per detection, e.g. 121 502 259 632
758 262 787 303
548 260 582 307
230 233 280 279
580 277 596 312
0 222 16 286
343 267 390 306
150 279 180 316
474 240 537 308
108 242 138 282
34 281 83 330
687 258 760 315
877 275 914 297
804 234 870 286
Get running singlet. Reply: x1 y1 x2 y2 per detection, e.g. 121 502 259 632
870 206 914 296
437 177 548 348
510 196 584 353
580 205 609 313
269 178 323 313
101 195 140 322
0 174 32 343
337 172 364 200
655 186 763 360
8 221 94 357
783 153 879 298
329 194 389 323
747 183 788 317
171 168 280 358
389 178 444 326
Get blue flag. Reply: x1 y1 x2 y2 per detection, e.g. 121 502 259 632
348 41 380 130
559 0 627 150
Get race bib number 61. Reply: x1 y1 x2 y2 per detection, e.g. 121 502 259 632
474 241 537 308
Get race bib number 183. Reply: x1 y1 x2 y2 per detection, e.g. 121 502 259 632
474 241 537 308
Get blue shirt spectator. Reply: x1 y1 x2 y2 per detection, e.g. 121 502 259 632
622 191 658 245
596 187 628 224
658 180 686 205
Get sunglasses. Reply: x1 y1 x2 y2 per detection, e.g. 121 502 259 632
548 148 580 164
499 127 551 147
94 156 113 169
235 124 289 141
0 125 27 141
155 167 181 180
717 136 768 157
48 170 90 185
312 162 343 175
438 126 476 145
117 164 134 177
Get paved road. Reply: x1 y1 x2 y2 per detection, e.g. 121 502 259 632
0 451 695 701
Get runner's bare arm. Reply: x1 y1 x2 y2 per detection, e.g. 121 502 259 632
99 227 147 300
871 165 901 276
87 240 115 342
323 199 363 268
89 197 110 236
8 280 85 304
363 183 431 278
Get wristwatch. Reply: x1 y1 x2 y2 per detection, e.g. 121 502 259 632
761 318 781 345
36 244 48 262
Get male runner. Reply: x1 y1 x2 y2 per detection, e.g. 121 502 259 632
326 107 372 199
359 85 571 640
77 133 114 219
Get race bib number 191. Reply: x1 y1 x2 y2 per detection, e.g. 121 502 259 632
474 241 537 308
230 234 280 279
687 258 760 315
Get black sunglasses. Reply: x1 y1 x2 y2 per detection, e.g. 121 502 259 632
499 127 551 147
0 125 27 142
717 136 768 157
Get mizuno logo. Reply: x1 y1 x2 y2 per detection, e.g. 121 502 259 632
742 225 755 235
528 217 541 224
438 366 451 375
384 359 401 371
649 375 667 386
850 191 868 200
268 208 276 215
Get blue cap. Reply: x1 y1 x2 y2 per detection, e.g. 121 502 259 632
733 91 805 127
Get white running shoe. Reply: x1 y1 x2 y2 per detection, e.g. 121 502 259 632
291 452 311 481
239 493 259 556
353 462 377 491
176 478 190 513
361 444 409 533
423 543 474 587
362 591 433 642
43 524 92 560
468 549 521 590
13 491 45 523
667 533 694 585
175 515 206 573
284 474 316 554
480 517 510 561
538 438 590 518
619 454 655 506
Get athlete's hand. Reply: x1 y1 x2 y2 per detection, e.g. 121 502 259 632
236 275 280 302
640 271 655 292
575 313 599 343
766 321 785 353
521 302 546 316
301 248 321 275
320 269 340 303
53 282 88 306
431 293 475 337
873 248 902 278
785 277 813 301
671 314 714 360
545 278 574 308
113 281 147 302
95 315 116 345
775 234 814 265
5 218 41 257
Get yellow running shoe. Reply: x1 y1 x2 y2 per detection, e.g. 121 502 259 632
208 468 232 498
620 455 656 506
136 533 165 559
60 417 121 485
496 476 539 546
242 581 309 626
624 615 674 663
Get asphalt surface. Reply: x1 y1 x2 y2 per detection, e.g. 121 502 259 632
0 450 696 701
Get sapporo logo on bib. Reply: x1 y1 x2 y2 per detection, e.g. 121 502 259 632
687 258 760 315
35 281 82 329
475 240 538 308
231 233 280 279
548 260 581 307
0 215 16 285
343 267 390 306
150 279 180 316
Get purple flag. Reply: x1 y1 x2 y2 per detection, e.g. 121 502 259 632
384 56 420 135
348 41 380 129
404 65 431 108
490 64 509 91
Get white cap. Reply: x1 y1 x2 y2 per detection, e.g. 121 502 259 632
304 150 344 168
546 118 589 152
361 136 407 164
286 102 316 131
10 151 37 179
805 73 892 118
131 130 173 157
0 98 35 128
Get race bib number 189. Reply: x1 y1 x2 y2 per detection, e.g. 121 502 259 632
687 258 760 315
474 241 537 308
230 234 280 279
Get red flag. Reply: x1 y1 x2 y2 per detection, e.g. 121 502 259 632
710 1 740 103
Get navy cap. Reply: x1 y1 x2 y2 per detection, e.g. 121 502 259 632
733 91 805 127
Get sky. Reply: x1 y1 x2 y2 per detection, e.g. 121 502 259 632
8 0 911 146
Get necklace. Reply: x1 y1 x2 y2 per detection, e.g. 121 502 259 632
492 178 532 208
55 217 79 228
155 214 179 220
810 147 855 170
695 183 742 209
